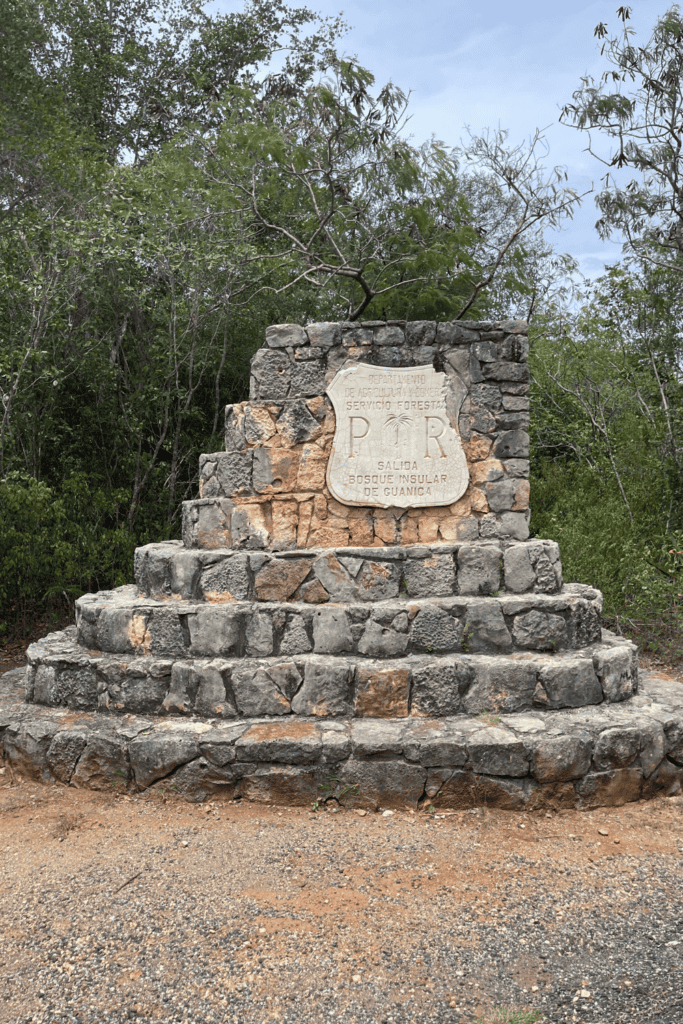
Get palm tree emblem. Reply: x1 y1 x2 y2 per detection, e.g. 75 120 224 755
383 412 412 449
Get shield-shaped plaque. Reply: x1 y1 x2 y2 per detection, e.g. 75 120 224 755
326 363 469 509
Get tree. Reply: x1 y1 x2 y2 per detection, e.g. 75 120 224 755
561 4 683 273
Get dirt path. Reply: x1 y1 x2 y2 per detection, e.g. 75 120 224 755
1 774 682 1024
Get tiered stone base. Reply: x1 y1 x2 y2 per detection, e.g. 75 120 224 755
2 667 682 808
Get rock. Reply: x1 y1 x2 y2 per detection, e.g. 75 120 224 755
265 323 306 348
457 543 501 595
250 348 292 401
72 732 131 789
403 553 456 597
463 601 512 653
410 606 462 652
129 731 200 788
312 608 353 654
200 555 250 602
593 726 642 771
254 558 312 601
245 612 274 657
231 665 291 716
290 658 353 716
538 657 602 709
351 720 405 756
46 730 88 783
411 659 471 716
467 727 529 776
235 721 321 763
462 657 537 714
594 646 635 702
276 401 321 445
529 734 593 783
357 620 408 658
187 606 240 657
312 554 357 601
279 615 312 655
512 610 567 651
355 665 410 717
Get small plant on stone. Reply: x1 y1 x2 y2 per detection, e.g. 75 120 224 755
312 773 358 811
460 627 473 652
478 708 501 727
478 1010 542 1024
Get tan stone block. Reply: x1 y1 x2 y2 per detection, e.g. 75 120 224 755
297 501 313 546
348 509 374 546
296 578 330 603
248 406 277 442
469 459 504 485
397 515 419 545
464 433 493 462
512 479 530 511
236 502 271 547
297 444 328 491
469 486 489 513
327 498 351 519
254 559 312 601
417 514 440 544
374 509 398 545
449 491 472 518
271 500 299 547
355 666 410 718
437 517 460 541
311 523 350 547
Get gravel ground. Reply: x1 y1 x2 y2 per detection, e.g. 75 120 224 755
1 774 682 1024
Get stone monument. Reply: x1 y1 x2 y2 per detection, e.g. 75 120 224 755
2 319 683 809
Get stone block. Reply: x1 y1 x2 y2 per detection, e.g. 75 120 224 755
403 721 468 765
290 658 353 716
305 322 341 349
162 662 201 714
72 733 131 789
276 401 321 445
96 607 149 655
211 451 253 495
432 770 531 810
356 560 401 601
351 720 405 756
411 658 471 716
245 612 274 657
461 657 537 713
357 620 409 658
467 727 529 776
224 404 246 451
312 554 358 601
593 726 642 770
312 608 353 654
576 767 643 808
279 615 312 655
160 758 237 803
290 362 326 397
512 610 567 651
250 348 292 401
410 606 462 652
231 665 291 716
236 765 320 806
354 665 410 717
265 323 306 348
46 730 88 783
182 498 234 550
537 658 602 709
333 759 426 809
529 734 592 783
254 558 312 601
200 555 250 602
235 721 321 763
457 543 501 595
503 544 536 593
244 406 277 444
106 669 168 715
497 512 530 541
186 606 240 657
195 661 237 718
463 601 511 653
129 730 200 788
403 553 456 597
493 430 530 460
594 646 635 702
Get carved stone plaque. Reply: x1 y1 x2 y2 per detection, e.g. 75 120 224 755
326 363 469 509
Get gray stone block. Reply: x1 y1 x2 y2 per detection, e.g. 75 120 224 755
224 404 246 451
279 615 312 655
411 659 470 716
410 606 462 652
212 451 253 495
305 322 341 349
355 560 401 601
46 730 88 783
593 726 642 770
186 606 240 657
250 348 292 401
529 734 592 783
351 720 405 756
467 727 529 776
182 498 234 550
497 512 530 541
195 661 237 718
245 612 274 657
576 767 643 808
200 555 250 601
291 659 353 716
312 554 357 601
231 665 291 716
265 324 306 348
493 429 530 459
512 610 567 651
162 662 201 713
403 554 456 598
503 544 536 593
105 669 168 715
403 721 468 765
537 658 602 709
463 601 512 653
147 609 188 658
276 401 321 444
334 758 426 809
312 608 353 654
594 646 635 702
129 731 200 788
357 620 409 657
290 362 326 396
72 733 131 789
462 657 537 713
457 543 501 595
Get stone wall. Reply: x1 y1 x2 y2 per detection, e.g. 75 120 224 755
185 319 531 551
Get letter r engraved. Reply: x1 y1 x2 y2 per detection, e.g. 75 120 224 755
424 416 447 458
349 416 370 457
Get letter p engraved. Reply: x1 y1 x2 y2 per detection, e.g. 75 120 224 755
349 416 370 458
424 416 447 458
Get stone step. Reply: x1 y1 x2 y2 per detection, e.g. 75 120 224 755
26 626 637 718
135 538 564 604
2 666 681 809
75 584 601 661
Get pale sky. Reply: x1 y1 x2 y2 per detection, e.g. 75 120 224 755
214 0 673 282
